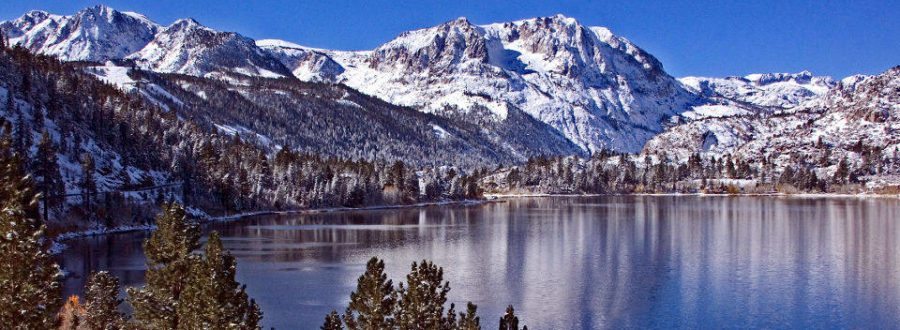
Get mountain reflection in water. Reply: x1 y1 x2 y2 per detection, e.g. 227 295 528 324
60 196 900 329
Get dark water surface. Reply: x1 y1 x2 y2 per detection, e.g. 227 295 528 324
60 196 900 329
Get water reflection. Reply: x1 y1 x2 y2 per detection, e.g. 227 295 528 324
60 196 900 329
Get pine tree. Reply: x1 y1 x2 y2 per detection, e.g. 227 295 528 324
13 104 30 157
31 106 44 134
33 131 65 215
396 260 450 329
833 157 850 184
178 231 262 329
321 310 344 330
80 153 97 216
83 271 125 330
343 257 396 330
498 305 526 330
4 90 13 116
442 303 458 330
127 203 200 329
0 126 62 328
457 302 480 330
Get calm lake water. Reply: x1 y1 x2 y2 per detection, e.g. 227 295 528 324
60 196 900 329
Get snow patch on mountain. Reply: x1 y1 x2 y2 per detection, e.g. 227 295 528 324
263 15 701 152
647 67 900 177
128 18 291 77
679 71 835 109
256 39 344 82
1 5 159 61
86 62 138 89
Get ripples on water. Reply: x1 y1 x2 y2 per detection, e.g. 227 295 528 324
61 196 900 329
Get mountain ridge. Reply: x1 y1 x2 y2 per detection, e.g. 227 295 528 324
1 6 888 160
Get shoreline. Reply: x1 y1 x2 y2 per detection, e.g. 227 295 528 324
485 192 900 199
53 198 496 243
51 191 897 249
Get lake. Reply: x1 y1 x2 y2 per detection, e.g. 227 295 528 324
60 196 900 329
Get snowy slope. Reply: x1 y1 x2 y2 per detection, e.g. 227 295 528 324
679 71 835 109
1 6 290 78
128 19 291 78
261 15 702 153
0 5 160 61
645 67 900 178
256 39 344 82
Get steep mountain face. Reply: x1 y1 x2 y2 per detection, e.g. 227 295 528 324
679 71 835 109
1 6 289 78
9 6 889 167
256 40 344 82
85 62 579 167
263 15 701 153
644 66 900 180
129 19 291 78
0 5 159 61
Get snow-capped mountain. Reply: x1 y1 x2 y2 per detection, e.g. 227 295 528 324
644 66 900 178
128 18 290 78
1 6 289 78
261 15 702 152
8 6 889 161
256 39 344 82
679 71 835 109
0 5 159 61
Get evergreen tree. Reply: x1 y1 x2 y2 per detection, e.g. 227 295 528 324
83 271 125 330
321 310 344 330
442 303 458 330
31 106 44 135
178 231 262 329
498 305 526 330
127 203 200 329
0 126 62 328
457 302 480 330
80 153 97 215
33 131 65 215
343 257 396 330
4 90 13 117
396 260 450 329
13 105 30 157
833 157 850 184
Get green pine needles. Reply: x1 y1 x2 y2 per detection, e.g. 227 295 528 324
326 257 523 330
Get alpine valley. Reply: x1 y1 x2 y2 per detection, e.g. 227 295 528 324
0 5 898 228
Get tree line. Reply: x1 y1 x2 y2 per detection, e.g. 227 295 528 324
0 40 485 232
0 133 524 329
485 146 895 195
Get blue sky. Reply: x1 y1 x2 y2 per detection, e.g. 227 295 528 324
1 0 897 78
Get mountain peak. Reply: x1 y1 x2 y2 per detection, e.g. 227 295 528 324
131 15 291 78
83 4 113 15
170 18 205 30
549 13 578 24
451 17 471 25
22 10 52 20
2 5 160 61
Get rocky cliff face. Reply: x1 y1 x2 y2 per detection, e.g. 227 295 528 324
263 15 700 153
128 18 291 77
644 67 900 180
256 39 344 82
679 71 836 109
7 6 892 164
1 5 159 61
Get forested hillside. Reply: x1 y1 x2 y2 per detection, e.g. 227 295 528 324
0 40 482 233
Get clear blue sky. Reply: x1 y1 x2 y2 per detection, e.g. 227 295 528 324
1 0 897 78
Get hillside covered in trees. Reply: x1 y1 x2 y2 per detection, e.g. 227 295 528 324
0 39 488 234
